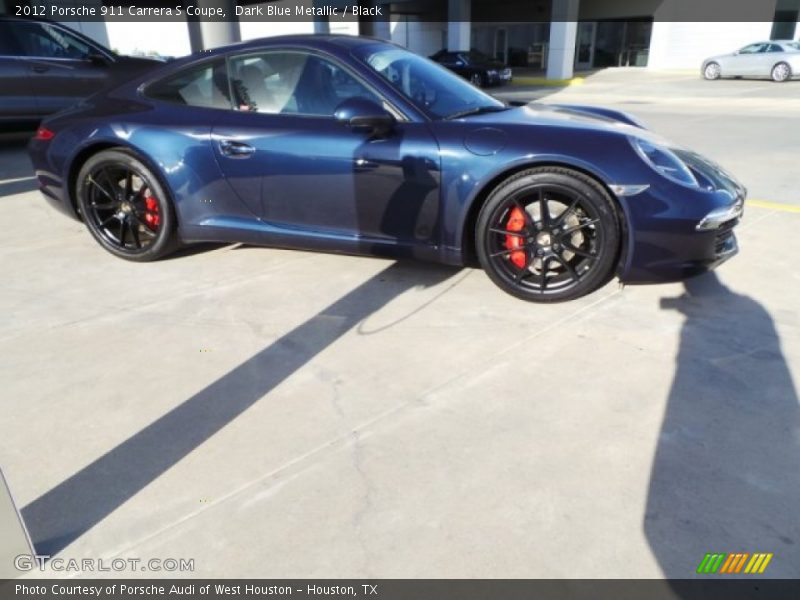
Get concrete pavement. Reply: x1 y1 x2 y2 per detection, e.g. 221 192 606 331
1 71 798 579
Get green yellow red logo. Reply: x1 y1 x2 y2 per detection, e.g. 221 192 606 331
696 552 773 574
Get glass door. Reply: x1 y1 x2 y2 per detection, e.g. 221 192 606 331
575 21 596 70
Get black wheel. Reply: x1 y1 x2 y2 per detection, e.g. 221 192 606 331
771 62 791 82
76 149 179 261
476 167 621 302
469 72 485 87
703 62 721 80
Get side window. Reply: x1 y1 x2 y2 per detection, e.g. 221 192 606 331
228 51 381 117
16 23 92 59
738 44 762 54
147 61 232 109
767 44 783 53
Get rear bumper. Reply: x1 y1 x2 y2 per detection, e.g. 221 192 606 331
28 136 78 221
486 69 513 85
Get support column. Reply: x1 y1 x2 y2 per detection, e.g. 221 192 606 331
372 9 392 41
187 19 204 54
196 0 240 50
547 0 579 79
358 2 391 39
447 0 470 52
314 17 330 34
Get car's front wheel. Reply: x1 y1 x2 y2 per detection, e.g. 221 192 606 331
476 167 621 302
771 62 791 82
76 149 179 261
703 62 721 80
469 72 485 87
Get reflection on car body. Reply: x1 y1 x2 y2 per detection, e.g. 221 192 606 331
702 40 800 82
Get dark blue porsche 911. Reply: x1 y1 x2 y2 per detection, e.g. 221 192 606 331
28 35 745 302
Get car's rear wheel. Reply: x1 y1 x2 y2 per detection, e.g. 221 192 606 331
771 62 791 82
476 167 620 302
703 62 721 80
76 149 178 261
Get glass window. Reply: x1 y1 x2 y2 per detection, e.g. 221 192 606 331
466 50 492 63
767 44 783 53
738 43 765 54
354 43 506 120
147 61 232 109
786 42 800 51
228 51 381 116
14 23 92 59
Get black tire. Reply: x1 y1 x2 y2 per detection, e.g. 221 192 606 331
475 167 621 302
703 62 721 80
76 149 179 261
771 62 791 82
469 72 485 87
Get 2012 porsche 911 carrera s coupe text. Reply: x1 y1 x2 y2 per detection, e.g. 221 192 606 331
29 35 745 302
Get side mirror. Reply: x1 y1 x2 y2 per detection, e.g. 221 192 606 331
87 50 110 65
334 98 395 136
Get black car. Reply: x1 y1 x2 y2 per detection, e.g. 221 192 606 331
430 49 513 87
0 17 162 125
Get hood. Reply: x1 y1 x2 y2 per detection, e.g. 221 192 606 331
463 103 646 133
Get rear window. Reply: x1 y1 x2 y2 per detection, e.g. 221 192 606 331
146 60 232 110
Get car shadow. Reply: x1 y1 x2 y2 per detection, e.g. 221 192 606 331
646 272 800 579
21 260 460 556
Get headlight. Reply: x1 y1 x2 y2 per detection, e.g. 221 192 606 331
630 138 699 188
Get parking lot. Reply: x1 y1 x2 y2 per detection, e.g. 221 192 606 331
2 68 799 579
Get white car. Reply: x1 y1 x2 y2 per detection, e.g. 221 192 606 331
702 40 800 82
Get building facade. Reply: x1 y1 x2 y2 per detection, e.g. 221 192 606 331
2 0 799 77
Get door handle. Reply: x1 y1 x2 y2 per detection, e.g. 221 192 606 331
354 157 379 171
31 65 49 73
218 139 255 158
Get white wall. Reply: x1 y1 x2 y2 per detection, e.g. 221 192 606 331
106 22 191 57
648 21 774 69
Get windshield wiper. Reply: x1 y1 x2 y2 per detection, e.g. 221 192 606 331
443 105 510 120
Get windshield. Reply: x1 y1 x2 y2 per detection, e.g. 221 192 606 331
466 50 493 63
353 43 505 120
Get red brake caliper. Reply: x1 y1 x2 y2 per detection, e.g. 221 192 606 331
144 195 160 229
505 207 527 268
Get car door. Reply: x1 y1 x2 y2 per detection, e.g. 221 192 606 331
0 21 37 120
728 43 767 76
211 49 441 249
13 21 112 115
762 43 787 77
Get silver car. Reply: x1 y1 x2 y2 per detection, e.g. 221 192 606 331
702 40 800 82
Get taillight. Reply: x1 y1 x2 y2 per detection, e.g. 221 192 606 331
34 126 55 141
